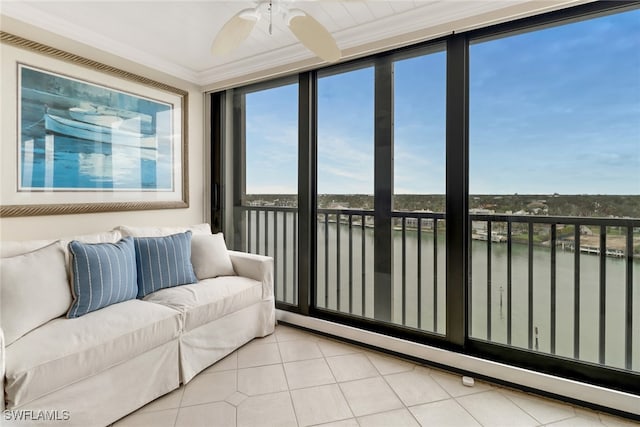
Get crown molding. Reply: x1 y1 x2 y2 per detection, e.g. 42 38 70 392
2 0 589 89
198 2 476 86
205 0 592 89
198 0 587 88
0 2 200 84
197 43 317 87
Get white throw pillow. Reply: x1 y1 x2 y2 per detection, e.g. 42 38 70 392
0 239 55 258
1 230 122 259
115 223 212 238
0 241 71 345
190 233 236 279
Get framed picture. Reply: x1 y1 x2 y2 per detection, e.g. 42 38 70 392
0 32 189 217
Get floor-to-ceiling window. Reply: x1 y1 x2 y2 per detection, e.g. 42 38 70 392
468 8 640 373
392 46 447 334
221 2 640 397
316 65 375 318
234 80 299 306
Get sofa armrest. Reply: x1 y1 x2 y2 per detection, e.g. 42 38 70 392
1 327 5 411
228 251 274 300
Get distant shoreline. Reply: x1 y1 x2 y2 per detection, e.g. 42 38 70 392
244 193 640 219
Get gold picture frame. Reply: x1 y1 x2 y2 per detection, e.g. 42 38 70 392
0 32 189 217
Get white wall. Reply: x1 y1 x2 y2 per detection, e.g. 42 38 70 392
0 16 207 241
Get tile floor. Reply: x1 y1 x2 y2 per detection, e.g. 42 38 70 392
114 324 638 427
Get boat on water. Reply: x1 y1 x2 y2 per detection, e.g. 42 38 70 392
69 107 121 127
472 230 507 243
44 113 157 150
69 105 153 133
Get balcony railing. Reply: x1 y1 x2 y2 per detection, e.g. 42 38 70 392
316 208 374 319
238 205 639 372
241 206 298 305
391 211 446 334
470 214 639 371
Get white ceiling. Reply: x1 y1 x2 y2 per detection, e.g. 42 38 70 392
1 0 587 89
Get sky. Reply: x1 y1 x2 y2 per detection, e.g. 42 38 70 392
245 8 640 195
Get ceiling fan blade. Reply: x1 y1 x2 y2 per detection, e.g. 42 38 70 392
211 10 259 56
287 10 341 62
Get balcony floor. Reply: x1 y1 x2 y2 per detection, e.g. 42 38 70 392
113 324 636 427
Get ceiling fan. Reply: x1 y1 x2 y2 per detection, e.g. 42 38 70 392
211 0 341 62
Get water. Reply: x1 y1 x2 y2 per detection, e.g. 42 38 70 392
245 213 640 372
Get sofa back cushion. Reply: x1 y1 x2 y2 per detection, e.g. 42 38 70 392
116 223 211 238
134 231 198 298
1 231 122 271
0 242 71 345
67 237 138 318
191 233 236 279
0 240 56 259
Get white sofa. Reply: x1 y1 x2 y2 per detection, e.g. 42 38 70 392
0 224 275 426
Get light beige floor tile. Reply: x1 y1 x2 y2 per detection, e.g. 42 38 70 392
384 369 449 406
175 402 235 427
237 391 298 427
278 339 324 362
410 399 481 427
317 338 361 357
598 413 640 427
456 390 539 427
238 364 289 396
545 416 607 427
290 384 354 426
314 419 359 427
500 388 575 424
574 408 602 420
113 328 622 427
429 371 493 398
358 408 420 427
203 351 238 373
276 325 319 342
138 387 184 413
366 352 415 375
113 408 178 427
339 376 403 417
181 370 237 407
253 332 277 344
413 365 432 374
226 391 248 407
326 353 379 382
284 358 336 389
237 342 282 368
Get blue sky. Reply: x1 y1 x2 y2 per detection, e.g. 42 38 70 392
245 8 639 195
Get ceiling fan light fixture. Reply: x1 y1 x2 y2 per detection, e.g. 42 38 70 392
211 1 341 63
238 8 261 22
211 9 259 56
284 8 305 26
286 8 341 63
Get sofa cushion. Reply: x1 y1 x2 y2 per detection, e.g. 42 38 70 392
134 232 198 298
67 237 138 318
0 242 71 345
116 223 212 238
4 299 180 409
0 239 55 258
0 230 121 259
143 276 263 332
191 233 235 280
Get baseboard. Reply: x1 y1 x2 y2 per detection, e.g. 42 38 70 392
276 309 640 418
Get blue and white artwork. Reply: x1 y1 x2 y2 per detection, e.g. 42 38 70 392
19 65 174 191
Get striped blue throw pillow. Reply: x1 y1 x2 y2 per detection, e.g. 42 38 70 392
68 237 138 318
134 231 198 298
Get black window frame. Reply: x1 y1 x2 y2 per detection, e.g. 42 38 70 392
212 0 640 401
